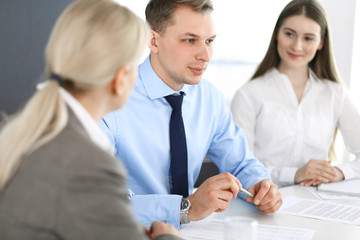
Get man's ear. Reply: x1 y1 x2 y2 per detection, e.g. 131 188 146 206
111 66 128 97
148 30 159 54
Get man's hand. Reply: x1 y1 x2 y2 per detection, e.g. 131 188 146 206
246 179 282 213
187 172 241 221
295 159 340 185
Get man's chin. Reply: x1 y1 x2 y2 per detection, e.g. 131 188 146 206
185 76 203 85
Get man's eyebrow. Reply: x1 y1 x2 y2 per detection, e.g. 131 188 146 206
181 32 199 38
181 32 217 39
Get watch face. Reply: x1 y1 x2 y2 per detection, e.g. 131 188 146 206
181 199 189 209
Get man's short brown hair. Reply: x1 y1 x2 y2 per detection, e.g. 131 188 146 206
145 0 213 34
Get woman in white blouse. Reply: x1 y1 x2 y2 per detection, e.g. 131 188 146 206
231 0 360 187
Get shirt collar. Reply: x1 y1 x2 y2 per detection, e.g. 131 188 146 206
269 67 319 98
139 56 189 100
269 67 319 83
59 88 115 155
308 68 320 82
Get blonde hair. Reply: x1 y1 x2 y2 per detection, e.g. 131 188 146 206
0 0 149 190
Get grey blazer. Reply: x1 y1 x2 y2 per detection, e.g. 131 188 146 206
0 109 182 240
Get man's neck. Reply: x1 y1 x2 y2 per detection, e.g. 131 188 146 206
149 54 184 91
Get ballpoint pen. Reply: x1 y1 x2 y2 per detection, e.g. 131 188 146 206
239 188 254 199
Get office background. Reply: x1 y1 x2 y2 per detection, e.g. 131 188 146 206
0 0 73 116
1 0 359 164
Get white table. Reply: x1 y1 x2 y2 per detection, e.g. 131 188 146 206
184 185 360 240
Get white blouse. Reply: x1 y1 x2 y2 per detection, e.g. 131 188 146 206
231 68 360 187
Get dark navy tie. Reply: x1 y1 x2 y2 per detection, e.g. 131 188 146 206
165 92 189 197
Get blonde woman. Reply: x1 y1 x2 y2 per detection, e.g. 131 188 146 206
231 0 360 187
0 0 182 239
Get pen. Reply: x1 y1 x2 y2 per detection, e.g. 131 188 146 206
239 188 254 199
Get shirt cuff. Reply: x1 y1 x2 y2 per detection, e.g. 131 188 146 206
131 194 182 229
278 167 297 186
336 163 357 180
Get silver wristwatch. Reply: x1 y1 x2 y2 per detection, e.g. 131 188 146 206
180 198 191 224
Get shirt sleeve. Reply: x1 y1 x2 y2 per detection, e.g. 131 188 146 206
230 88 256 152
278 167 297 186
336 88 360 179
130 194 183 229
208 87 271 193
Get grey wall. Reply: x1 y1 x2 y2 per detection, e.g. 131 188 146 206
0 0 74 115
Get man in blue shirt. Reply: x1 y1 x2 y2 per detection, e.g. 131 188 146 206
100 0 282 229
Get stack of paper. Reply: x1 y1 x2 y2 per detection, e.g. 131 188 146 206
308 187 360 201
316 179 360 196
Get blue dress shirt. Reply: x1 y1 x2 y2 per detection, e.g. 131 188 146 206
99 56 271 229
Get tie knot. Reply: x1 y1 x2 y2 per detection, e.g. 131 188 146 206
165 93 184 112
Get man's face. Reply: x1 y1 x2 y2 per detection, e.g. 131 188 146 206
150 6 216 91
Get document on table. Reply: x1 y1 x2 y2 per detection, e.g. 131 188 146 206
279 196 360 225
316 179 360 195
307 186 360 201
179 219 314 240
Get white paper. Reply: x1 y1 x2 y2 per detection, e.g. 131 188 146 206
279 196 360 225
180 219 314 240
316 179 360 195
307 186 360 201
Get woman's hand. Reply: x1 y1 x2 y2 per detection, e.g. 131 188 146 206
147 221 183 239
295 159 339 185
300 166 345 186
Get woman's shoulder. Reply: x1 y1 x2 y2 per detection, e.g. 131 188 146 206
35 112 120 172
312 73 346 97
239 68 279 93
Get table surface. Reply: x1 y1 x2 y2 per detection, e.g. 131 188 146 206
185 185 360 240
